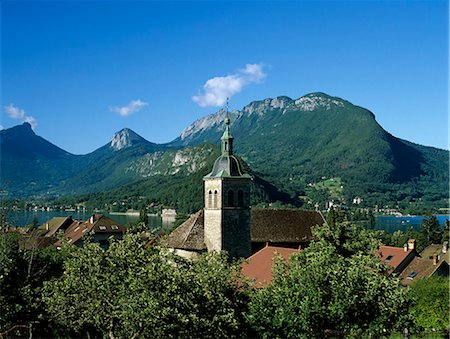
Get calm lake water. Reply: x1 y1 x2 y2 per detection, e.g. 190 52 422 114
6 210 449 233
374 215 449 233
7 210 174 229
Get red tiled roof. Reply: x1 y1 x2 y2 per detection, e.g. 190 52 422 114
54 214 126 247
241 245 299 287
377 245 414 273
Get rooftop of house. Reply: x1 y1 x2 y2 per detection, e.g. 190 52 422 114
241 244 299 287
162 210 206 251
377 245 415 273
40 216 73 237
54 214 126 247
399 256 449 286
420 243 450 263
165 208 325 253
251 208 324 243
19 230 58 250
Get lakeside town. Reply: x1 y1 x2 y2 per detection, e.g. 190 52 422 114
1 115 449 338
2 1 449 338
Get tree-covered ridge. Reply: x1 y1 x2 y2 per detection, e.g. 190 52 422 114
171 92 448 210
1 92 448 212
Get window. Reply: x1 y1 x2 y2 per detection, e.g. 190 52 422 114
208 190 212 208
227 190 234 207
111 225 119 230
74 226 80 232
407 271 417 280
384 255 394 262
224 141 228 151
98 225 107 231
213 190 218 208
238 190 244 207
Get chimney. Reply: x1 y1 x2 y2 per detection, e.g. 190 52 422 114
403 243 408 252
407 239 416 251
46 222 49 231
90 215 94 224
433 254 439 265
443 242 448 254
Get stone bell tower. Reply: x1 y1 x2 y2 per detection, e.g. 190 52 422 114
203 106 252 258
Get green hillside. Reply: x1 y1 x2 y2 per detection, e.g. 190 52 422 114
170 93 448 210
1 93 448 213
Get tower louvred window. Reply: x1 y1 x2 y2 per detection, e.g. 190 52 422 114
208 190 213 208
213 190 218 208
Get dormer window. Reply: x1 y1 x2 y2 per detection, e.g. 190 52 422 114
384 255 394 262
98 225 107 231
407 271 417 280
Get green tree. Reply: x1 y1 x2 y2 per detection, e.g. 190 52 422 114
419 216 442 250
43 234 250 338
0 232 66 337
442 219 449 244
408 276 449 336
30 214 39 230
139 209 148 226
246 223 411 338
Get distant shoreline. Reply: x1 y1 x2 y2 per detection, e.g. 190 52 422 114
109 212 159 216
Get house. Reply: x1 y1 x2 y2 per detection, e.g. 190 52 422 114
40 216 74 237
399 255 449 286
377 239 417 274
419 242 449 263
398 242 450 285
54 214 127 249
165 114 326 260
241 244 299 287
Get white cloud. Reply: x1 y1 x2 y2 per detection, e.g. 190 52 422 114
109 99 148 116
192 63 267 107
5 104 38 129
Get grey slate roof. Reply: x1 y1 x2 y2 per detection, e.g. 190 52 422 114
164 210 206 251
251 208 325 243
165 208 325 251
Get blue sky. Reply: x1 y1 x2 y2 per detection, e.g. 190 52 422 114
2 1 448 154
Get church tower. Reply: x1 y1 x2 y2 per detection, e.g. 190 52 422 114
203 107 252 258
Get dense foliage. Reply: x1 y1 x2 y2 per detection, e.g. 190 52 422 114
246 223 411 338
1 219 447 337
408 276 450 335
43 235 250 338
0 232 66 337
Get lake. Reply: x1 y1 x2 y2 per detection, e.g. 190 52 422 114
374 215 449 233
6 210 449 233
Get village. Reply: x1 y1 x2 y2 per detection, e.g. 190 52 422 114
1 118 448 338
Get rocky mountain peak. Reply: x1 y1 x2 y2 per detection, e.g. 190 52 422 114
110 128 145 151
294 93 345 111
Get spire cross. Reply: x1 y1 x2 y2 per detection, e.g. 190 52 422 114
224 97 230 125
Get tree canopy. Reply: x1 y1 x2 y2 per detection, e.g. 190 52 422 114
246 223 411 338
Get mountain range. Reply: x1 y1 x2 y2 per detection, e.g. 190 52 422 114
1 92 448 213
